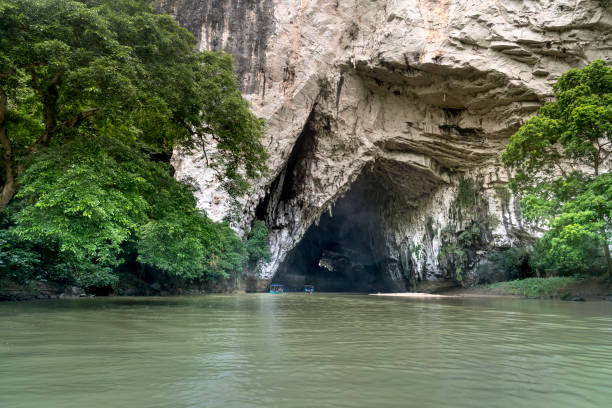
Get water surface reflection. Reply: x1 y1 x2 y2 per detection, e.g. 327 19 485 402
1 294 611 408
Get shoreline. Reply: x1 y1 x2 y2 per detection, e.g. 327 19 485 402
370 292 452 298
372 277 612 302
3 276 611 302
370 292 521 299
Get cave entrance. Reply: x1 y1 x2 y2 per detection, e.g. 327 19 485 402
262 109 448 292
273 166 405 292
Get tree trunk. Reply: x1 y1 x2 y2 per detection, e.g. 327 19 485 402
604 243 612 279
0 161 16 211
41 83 59 146
29 69 62 147
0 87 16 211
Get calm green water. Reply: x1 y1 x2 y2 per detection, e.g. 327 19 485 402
1 294 611 408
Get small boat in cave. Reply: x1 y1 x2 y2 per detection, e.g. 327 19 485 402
270 284 285 294
304 285 315 293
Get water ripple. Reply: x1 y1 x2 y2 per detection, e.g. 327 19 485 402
1 294 611 408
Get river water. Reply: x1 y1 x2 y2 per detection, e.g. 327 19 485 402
1 294 611 408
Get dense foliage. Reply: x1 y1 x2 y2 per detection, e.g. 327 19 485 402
502 60 612 276
476 247 532 284
0 0 267 208
0 0 271 288
484 277 579 298
7 137 262 287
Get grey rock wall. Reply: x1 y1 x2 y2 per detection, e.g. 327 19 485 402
159 0 274 93
169 0 612 288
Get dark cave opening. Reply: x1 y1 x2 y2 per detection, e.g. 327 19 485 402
273 168 405 292
255 109 318 222
259 109 448 292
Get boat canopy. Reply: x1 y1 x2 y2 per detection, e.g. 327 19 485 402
270 284 285 293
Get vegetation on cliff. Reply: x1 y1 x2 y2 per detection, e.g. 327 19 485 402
0 0 270 289
502 60 612 277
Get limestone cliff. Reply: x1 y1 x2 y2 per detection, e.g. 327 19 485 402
165 0 612 289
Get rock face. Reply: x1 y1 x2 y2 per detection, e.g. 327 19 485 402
165 0 612 289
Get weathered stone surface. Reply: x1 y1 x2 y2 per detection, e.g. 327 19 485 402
170 0 612 288
158 0 275 94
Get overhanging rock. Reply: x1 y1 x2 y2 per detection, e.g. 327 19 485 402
167 0 612 288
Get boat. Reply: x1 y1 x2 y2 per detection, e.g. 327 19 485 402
270 284 284 294
304 285 315 293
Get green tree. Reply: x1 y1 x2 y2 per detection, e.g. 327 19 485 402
245 221 272 267
7 135 266 287
502 60 612 276
0 0 272 287
0 0 267 210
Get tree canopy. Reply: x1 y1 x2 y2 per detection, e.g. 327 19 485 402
502 60 612 276
0 0 271 288
0 0 268 210
0 134 271 289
